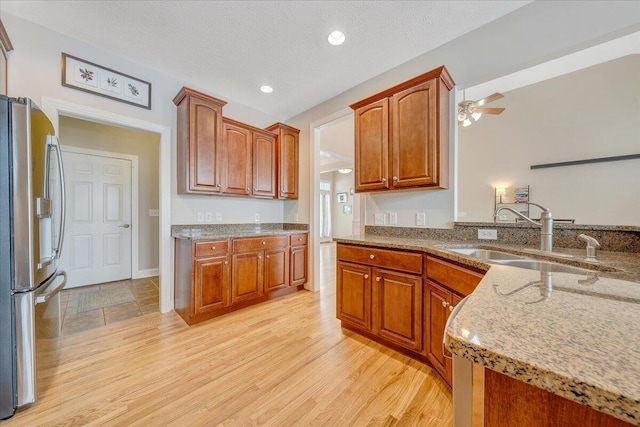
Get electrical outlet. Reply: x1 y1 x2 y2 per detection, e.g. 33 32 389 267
478 229 498 240
148 209 159 217
204 212 213 222
254 213 260 222
374 213 385 225
389 212 398 225
416 213 426 226
197 212 205 222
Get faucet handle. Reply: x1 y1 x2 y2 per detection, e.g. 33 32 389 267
578 234 599 262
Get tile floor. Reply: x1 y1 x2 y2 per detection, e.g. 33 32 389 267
59 276 159 336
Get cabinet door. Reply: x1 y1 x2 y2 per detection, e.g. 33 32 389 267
264 248 289 292
278 127 299 199
354 98 389 192
222 120 252 195
290 244 307 286
194 255 230 315
252 131 277 198
390 79 438 188
425 280 453 385
232 251 264 303
372 269 422 351
336 261 372 331
187 97 223 193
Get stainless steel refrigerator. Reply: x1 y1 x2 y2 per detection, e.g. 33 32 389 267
1 96 67 419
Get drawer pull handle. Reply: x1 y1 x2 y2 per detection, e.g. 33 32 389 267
381 178 387 183
262 241 266 245
442 300 448 308
364 274 369 279
211 246 216 250
393 176 398 181
369 254 375 259
298 237 302 241
376 276 381 282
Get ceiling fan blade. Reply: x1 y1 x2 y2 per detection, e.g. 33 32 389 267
474 107 505 115
473 93 504 107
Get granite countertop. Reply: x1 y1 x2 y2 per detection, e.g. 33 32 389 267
173 229 308 241
333 234 640 425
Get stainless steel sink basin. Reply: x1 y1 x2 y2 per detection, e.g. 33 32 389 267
491 259 590 274
444 248 525 261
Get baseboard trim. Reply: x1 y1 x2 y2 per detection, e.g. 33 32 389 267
134 268 159 279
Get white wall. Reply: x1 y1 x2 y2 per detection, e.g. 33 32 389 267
458 55 640 226
331 171 355 238
60 116 160 270
1 12 285 226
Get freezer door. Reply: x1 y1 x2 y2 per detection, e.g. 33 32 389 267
12 99 58 292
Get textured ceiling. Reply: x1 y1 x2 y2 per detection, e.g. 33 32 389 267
1 0 530 120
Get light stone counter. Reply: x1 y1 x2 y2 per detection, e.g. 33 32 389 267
334 234 640 425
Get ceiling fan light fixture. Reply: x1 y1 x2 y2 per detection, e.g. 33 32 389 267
462 118 472 127
260 85 273 94
338 168 353 174
471 111 482 121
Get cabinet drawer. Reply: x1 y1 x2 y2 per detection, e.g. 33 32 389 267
194 240 229 258
290 234 308 247
426 256 483 296
337 244 422 275
233 235 288 252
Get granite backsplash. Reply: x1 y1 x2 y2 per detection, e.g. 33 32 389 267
364 222 640 253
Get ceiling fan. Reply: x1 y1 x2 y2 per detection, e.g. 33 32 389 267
458 92 505 127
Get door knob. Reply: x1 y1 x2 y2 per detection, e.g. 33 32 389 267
119 224 130 228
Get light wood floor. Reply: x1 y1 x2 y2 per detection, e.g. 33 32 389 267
3 243 453 426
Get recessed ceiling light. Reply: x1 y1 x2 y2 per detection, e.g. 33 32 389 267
260 85 273 93
327 30 345 46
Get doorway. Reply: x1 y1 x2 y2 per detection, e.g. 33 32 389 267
42 97 172 314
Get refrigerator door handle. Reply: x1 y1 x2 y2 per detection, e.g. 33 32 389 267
35 271 67 305
47 136 66 260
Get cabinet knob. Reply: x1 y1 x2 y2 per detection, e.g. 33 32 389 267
258 256 262 259
369 254 375 259
298 237 302 241
381 178 387 183
216 184 221 187
246 187 249 191
449 305 454 312
376 276 381 282
254 188 258 191
211 246 216 250
442 300 448 308
266 255 270 259
224 261 228 265
393 176 398 181
262 241 266 245
364 274 369 279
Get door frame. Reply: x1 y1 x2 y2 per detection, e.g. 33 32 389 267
41 97 173 313
61 146 144 282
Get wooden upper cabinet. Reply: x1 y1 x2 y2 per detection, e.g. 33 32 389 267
350 66 454 193
354 99 389 192
174 87 227 194
252 130 277 198
265 123 300 200
221 118 252 196
391 79 438 188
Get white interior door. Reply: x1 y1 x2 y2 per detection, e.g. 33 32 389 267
60 151 132 288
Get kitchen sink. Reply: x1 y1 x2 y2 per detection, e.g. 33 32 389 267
491 259 590 274
444 248 524 261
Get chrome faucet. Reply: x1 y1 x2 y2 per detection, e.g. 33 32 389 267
494 202 553 252
578 234 600 263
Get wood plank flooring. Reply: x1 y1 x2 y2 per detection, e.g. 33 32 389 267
3 243 453 426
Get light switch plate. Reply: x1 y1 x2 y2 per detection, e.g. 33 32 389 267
478 229 498 240
254 213 260 222
216 212 222 221
197 212 205 222
374 213 385 225
148 209 159 217
389 212 398 225
205 212 213 222
416 213 426 226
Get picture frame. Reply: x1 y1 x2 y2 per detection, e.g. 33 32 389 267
343 204 352 214
61 53 151 109
336 192 347 203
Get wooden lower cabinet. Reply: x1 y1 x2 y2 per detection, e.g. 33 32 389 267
336 243 485 387
264 248 289 292
174 233 307 325
337 261 372 331
374 269 422 351
194 255 231 314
